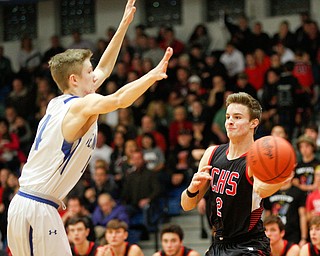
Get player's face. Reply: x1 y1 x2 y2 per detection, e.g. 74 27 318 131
78 58 96 95
225 103 252 140
105 228 128 246
161 233 183 256
310 224 320 246
264 223 283 245
68 222 89 245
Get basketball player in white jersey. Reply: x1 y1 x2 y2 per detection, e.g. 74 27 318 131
7 1 173 255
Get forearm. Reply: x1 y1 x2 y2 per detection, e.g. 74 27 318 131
96 21 129 76
181 189 199 211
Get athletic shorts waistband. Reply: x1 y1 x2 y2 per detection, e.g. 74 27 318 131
18 188 60 209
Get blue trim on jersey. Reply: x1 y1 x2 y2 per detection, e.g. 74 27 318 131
29 226 34 256
60 138 82 175
18 190 59 209
61 140 73 162
63 95 79 104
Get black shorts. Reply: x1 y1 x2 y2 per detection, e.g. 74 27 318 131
205 236 271 256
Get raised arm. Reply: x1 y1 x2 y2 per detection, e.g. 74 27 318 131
181 146 214 211
93 0 136 90
63 47 173 142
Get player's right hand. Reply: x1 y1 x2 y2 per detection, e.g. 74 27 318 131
188 165 212 192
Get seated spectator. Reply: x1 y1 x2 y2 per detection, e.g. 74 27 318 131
264 215 300 256
271 125 288 139
153 224 200 256
121 151 161 240
169 106 193 149
96 219 144 256
140 132 165 172
89 128 113 178
0 118 25 173
219 41 245 81
159 26 185 57
67 217 99 256
292 135 320 194
92 193 129 242
136 115 167 154
68 30 95 51
306 166 320 222
272 20 297 51
300 216 320 256
60 195 95 242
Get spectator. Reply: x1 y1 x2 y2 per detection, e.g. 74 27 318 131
92 193 129 243
264 215 300 256
272 20 297 51
244 53 265 92
273 43 295 65
140 132 165 172
271 125 288 139
251 22 272 54
306 165 320 221
0 118 25 173
5 77 35 120
292 135 320 194
0 46 13 92
92 39 107 68
67 217 99 256
96 219 144 256
89 128 113 177
121 151 161 239
61 196 96 242
41 35 65 70
169 106 193 149
264 173 308 246
300 216 320 255
159 26 185 57
17 36 42 82
220 41 245 81
68 30 95 51
187 24 211 54
136 115 167 154
232 72 258 99
152 224 200 256
142 36 165 67
223 14 253 54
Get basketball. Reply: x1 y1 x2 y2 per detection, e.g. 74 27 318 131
247 136 296 184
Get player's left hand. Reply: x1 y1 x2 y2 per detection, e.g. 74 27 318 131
122 0 136 25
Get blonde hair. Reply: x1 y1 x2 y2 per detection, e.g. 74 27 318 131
49 49 92 92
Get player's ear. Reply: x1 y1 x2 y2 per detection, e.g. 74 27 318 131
250 118 259 129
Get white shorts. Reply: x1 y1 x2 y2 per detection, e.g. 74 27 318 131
7 191 72 256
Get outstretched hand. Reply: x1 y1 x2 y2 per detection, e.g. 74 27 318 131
188 165 212 193
149 47 173 81
122 0 136 25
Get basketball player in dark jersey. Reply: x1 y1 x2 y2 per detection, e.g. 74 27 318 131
181 92 287 256
153 224 200 256
300 216 320 256
264 215 300 256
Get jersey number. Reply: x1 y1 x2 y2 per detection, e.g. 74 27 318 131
216 197 223 217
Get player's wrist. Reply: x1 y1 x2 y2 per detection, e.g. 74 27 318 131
186 189 199 198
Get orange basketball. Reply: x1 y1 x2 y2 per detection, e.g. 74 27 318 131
247 136 296 184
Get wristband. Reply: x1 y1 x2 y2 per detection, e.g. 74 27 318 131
186 189 199 198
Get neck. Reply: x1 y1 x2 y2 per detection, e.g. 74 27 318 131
75 240 90 255
303 154 314 163
228 135 254 160
271 239 285 256
113 242 126 255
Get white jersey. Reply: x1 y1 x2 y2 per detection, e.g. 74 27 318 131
19 94 97 200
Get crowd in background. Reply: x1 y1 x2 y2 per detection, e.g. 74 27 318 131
0 10 320 254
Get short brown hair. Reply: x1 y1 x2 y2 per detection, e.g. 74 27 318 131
226 92 262 122
263 215 285 232
106 219 128 231
160 224 184 241
309 216 320 227
49 49 92 92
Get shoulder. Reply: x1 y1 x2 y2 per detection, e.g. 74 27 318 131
152 252 161 256
128 244 144 256
288 243 300 255
299 243 310 255
189 250 201 256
